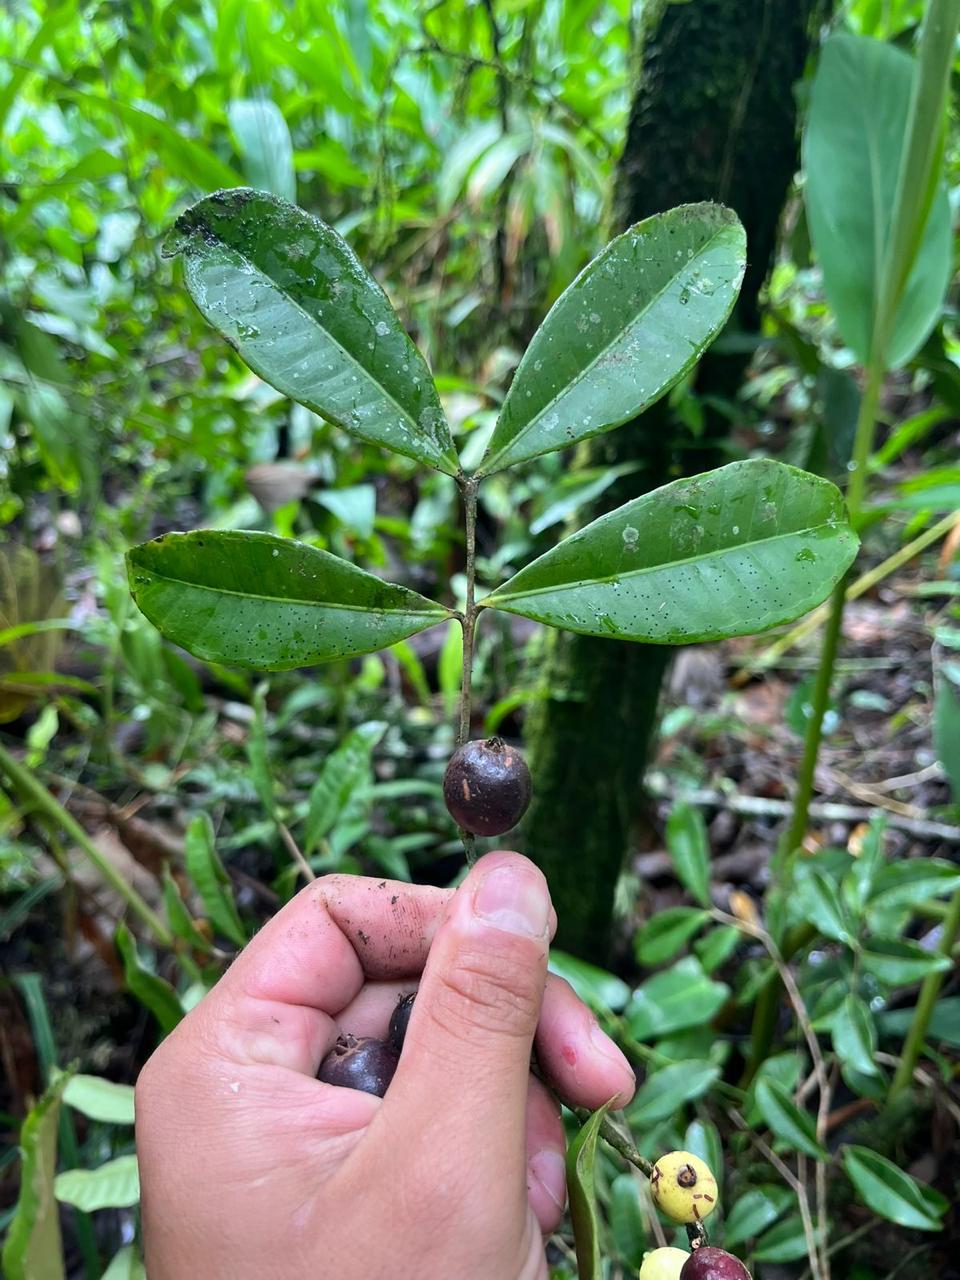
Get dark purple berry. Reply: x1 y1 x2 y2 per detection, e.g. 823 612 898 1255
388 992 416 1050
680 1247 752 1280
317 1035 399 1098
443 737 532 836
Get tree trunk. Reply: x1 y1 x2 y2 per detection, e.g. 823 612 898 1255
524 0 826 962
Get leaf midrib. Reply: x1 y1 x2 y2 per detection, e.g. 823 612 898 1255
486 518 845 605
480 219 737 473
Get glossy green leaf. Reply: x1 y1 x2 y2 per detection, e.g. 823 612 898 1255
163 189 458 474
724 1185 792 1247
832 996 879 1077
843 1145 947 1230
548 950 631 1013
54 1154 140 1212
476 204 744 474
861 938 952 986
754 1079 827 1160
304 722 386 854
63 1075 135 1125
128 531 450 670
228 99 295 202
804 35 952 368
626 957 729 1041
753 1214 810 1263
635 907 710 966
628 1060 719 1127
609 1174 647 1268
566 1098 616 1280
482 460 858 644
2 1075 67 1280
184 813 246 947
115 925 184 1034
666 803 711 907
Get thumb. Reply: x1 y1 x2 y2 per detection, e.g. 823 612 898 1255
386 852 552 1158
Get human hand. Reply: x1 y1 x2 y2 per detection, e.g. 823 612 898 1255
136 851 635 1279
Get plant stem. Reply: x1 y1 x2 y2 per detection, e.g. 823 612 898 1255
0 742 173 947
573 1107 654 1177
889 884 960 1101
458 476 481 865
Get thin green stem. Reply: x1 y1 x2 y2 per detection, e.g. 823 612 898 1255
889 885 960 1100
0 742 173 947
458 476 481 866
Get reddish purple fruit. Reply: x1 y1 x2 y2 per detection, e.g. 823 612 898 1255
680 1247 752 1280
443 737 532 836
317 1035 399 1098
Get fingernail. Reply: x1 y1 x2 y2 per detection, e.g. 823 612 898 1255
474 865 550 938
529 1148 567 1211
589 1024 636 1097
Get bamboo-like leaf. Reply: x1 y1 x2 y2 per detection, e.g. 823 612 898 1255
115 925 184 1034
163 189 459 474
184 813 246 947
482 460 858 643
476 203 745 475
2 1075 67 1280
566 1098 617 1280
128 530 451 670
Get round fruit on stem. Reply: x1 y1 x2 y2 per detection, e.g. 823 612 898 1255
650 1151 719 1224
317 1035 400 1098
679 1247 752 1279
443 737 532 837
638 1246 690 1279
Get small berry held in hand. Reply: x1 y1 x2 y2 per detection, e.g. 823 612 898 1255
317 1034 399 1098
650 1151 719 1224
388 992 416 1050
638 1246 690 1279
443 737 532 836
679 1247 752 1280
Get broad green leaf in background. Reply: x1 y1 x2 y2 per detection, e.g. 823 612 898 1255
628 1060 720 1127
804 35 952 368
566 1099 616 1280
548 950 631 1013
831 995 879 1076
626 957 729 1041
63 1075 135 1125
684 1119 723 1191
868 858 960 910
609 1174 647 1269
754 1079 827 1160
2 1076 67 1280
128 531 451 670
934 670 960 801
54 1155 140 1213
482 461 858 643
666 803 711 907
163 190 459 474
115 925 184 1034
438 619 463 720
477 204 745 474
184 813 246 946
861 938 952 985
162 870 212 953
843 1145 947 1231
635 907 710 966
793 869 854 945
724 1185 793 1247
228 99 296 202
304 721 386 854
879 997 960 1048
753 1214 811 1263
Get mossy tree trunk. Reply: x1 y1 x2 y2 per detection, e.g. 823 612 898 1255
524 0 826 962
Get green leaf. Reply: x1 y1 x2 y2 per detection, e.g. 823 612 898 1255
695 925 741 973
54 1154 140 1212
161 871 212 953
477 203 745 474
724 1185 792 1247
861 938 952 986
184 813 246 947
754 1079 827 1160
566 1099 616 1280
228 99 295 202
794 869 855 945
303 722 386 854
879 996 960 1048
548 951 631 1013
115 925 184 1035
128 531 450 670
609 1173 647 1268
843 1145 947 1231
804 35 952 368
101 1246 147 1280
2 1076 67 1280
438 619 463 721
934 671 960 803
63 1075 135 1125
628 1060 720 1127
684 1119 723 1189
482 460 858 644
753 1214 811 1263
832 996 879 1077
635 907 710 966
868 858 960 910
626 957 729 1041
163 189 458 474
666 803 711 907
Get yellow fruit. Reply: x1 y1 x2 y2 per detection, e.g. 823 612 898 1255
638 1246 689 1279
650 1151 719 1224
